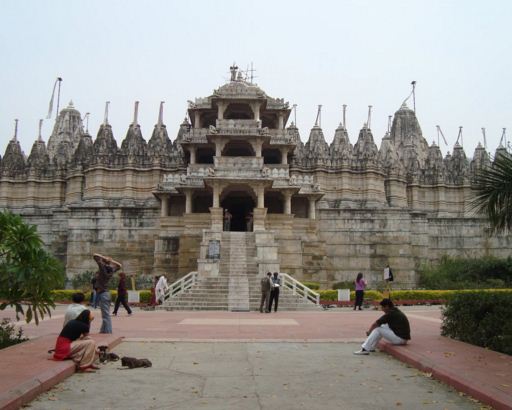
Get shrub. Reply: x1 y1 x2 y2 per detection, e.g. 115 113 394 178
419 255 512 290
302 281 320 290
0 319 28 349
71 270 95 290
442 291 512 355
51 290 152 304
331 281 354 290
318 289 383 301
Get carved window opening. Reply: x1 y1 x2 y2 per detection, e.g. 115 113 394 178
222 141 255 157
163 237 180 254
201 112 217 128
265 191 284 214
262 148 281 164
193 190 213 213
169 195 186 216
197 147 215 164
261 114 277 129
224 103 253 120
291 196 308 218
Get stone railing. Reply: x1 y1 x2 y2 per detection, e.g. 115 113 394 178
217 119 261 129
181 129 208 143
280 273 320 305
163 271 198 300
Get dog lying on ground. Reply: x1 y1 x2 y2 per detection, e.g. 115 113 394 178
121 356 152 369
98 346 120 363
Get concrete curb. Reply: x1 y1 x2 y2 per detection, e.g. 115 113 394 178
379 341 512 410
0 334 122 410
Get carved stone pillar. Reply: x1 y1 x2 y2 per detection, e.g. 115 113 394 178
308 197 316 220
194 111 201 129
252 140 263 157
185 190 192 213
278 113 284 129
257 186 265 208
280 147 288 165
215 139 227 157
212 183 220 208
284 192 292 214
161 195 169 217
189 147 197 164
250 102 261 122
217 101 227 120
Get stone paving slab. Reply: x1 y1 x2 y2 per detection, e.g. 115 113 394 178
1 306 511 409
0 333 121 410
29 341 483 410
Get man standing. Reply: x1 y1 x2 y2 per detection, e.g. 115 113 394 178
93 254 121 334
354 298 410 355
223 209 232 232
259 272 272 313
269 272 281 312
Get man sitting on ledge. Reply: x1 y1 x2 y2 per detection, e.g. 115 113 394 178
354 298 410 355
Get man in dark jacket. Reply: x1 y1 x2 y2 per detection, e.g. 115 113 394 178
354 298 410 355
93 254 121 333
259 272 272 313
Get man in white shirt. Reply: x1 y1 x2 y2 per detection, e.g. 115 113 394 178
63 292 87 326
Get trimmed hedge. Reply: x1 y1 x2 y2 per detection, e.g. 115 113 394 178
51 290 151 304
442 291 512 355
317 289 383 301
318 289 512 303
302 281 320 290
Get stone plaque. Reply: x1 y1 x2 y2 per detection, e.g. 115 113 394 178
207 240 220 259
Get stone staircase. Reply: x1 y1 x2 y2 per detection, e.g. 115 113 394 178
160 232 320 311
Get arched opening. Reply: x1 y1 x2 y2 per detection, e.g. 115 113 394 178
223 140 255 157
224 103 253 120
221 187 256 232
262 148 281 164
193 190 213 213
291 196 308 218
197 147 215 164
201 111 217 128
264 191 283 214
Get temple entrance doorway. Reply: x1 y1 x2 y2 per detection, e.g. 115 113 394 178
221 190 255 232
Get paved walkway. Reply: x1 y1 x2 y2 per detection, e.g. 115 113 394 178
0 306 511 409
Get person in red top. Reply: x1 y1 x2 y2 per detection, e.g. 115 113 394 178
113 271 133 316
53 310 99 371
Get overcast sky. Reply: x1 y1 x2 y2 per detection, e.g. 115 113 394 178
1 0 511 159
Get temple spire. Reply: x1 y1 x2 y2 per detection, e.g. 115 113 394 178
157 101 165 128
103 101 110 125
387 115 392 134
342 104 347 129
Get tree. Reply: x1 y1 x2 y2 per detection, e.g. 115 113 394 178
0 211 65 324
470 152 512 234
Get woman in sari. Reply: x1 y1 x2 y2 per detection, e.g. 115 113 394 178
53 309 99 371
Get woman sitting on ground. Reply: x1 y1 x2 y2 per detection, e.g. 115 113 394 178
53 309 99 371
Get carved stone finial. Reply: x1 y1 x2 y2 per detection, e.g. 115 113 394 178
38 119 43 141
13 119 18 142
157 101 165 128
133 101 140 125
104 101 110 125
229 63 238 81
